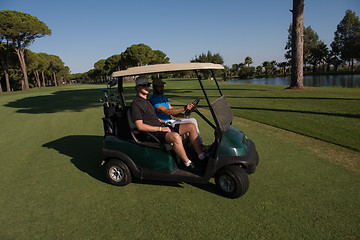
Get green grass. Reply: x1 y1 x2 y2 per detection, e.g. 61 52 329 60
0 83 359 239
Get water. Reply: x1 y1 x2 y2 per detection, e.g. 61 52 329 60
227 75 360 88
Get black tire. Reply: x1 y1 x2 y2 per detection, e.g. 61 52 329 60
215 165 249 198
105 159 132 186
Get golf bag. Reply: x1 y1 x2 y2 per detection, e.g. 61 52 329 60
102 106 116 136
102 105 132 139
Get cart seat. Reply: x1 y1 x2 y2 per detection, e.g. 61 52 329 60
127 109 173 151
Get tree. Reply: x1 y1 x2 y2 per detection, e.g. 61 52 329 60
58 66 70 84
104 54 122 75
94 59 106 82
239 66 255 79
0 42 13 91
278 62 288 75
309 41 329 72
223 65 230 79
150 50 170 65
191 51 224 65
255 66 263 75
191 51 224 79
269 61 277 75
303 26 320 68
230 64 239 76
94 59 106 70
262 61 270 76
238 57 255 79
284 24 293 61
328 49 342 72
244 56 253 67
80 44 170 82
24 49 41 87
331 10 360 71
36 53 50 87
120 43 153 67
289 0 304 88
119 44 169 69
0 10 51 90
285 25 320 70
47 54 66 86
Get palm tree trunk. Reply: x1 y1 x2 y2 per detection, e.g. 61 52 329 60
289 0 304 89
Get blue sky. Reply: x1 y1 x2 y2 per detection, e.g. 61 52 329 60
1 0 359 73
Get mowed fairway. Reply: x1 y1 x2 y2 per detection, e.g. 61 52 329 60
0 82 359 239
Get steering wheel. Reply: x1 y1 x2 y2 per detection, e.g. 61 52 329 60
184 99 200 117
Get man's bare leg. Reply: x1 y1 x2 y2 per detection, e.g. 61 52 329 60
178 123 203 157
165 132 192 166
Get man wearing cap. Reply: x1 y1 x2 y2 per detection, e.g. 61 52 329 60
131 77 205 169
150 77 203 145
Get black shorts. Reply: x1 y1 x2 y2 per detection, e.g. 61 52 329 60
151 131 168 143
151 124 180 143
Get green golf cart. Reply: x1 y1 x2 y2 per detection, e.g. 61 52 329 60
100 63 259 198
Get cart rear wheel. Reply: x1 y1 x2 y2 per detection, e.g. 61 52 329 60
105 159 132 186
215 165 249 198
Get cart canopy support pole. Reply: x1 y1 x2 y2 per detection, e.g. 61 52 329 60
195 70 220 131
211 69 223 96
117 77 126 109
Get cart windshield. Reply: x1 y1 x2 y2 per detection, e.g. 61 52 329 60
211 96 234 133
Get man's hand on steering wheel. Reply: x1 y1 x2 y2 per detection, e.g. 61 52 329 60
184 99 200 117
185 103 194 111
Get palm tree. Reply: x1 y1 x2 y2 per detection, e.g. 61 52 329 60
244 56 253 67
231 64 239 76
270 61 277 75
262 61 270 76
289 0 304 88
256 66 263 75
278 62 288 75
309 41 329 72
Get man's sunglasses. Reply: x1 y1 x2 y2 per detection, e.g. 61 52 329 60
138 83 151 87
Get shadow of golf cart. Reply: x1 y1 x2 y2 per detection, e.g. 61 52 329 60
100 63 259 198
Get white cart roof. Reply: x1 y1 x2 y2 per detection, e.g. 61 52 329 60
111 62 224 78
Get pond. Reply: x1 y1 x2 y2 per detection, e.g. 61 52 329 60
227 74 360 88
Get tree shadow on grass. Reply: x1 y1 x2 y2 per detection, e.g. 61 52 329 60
232 106 360 119
5 89 104 114
227 96 360 101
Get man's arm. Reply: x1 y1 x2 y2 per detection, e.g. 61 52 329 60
135 120 170 132
155 104 185 116
155 103 193 117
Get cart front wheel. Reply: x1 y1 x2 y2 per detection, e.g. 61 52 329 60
105 159 132 186
215 165 249 198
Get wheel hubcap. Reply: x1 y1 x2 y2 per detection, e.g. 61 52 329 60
219 175 234 193
109 166 124 182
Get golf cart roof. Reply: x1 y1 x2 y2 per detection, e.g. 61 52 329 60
111 62 224 78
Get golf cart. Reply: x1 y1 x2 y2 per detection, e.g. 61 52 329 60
100 63 259 198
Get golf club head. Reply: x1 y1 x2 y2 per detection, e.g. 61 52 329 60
107 80 117 89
